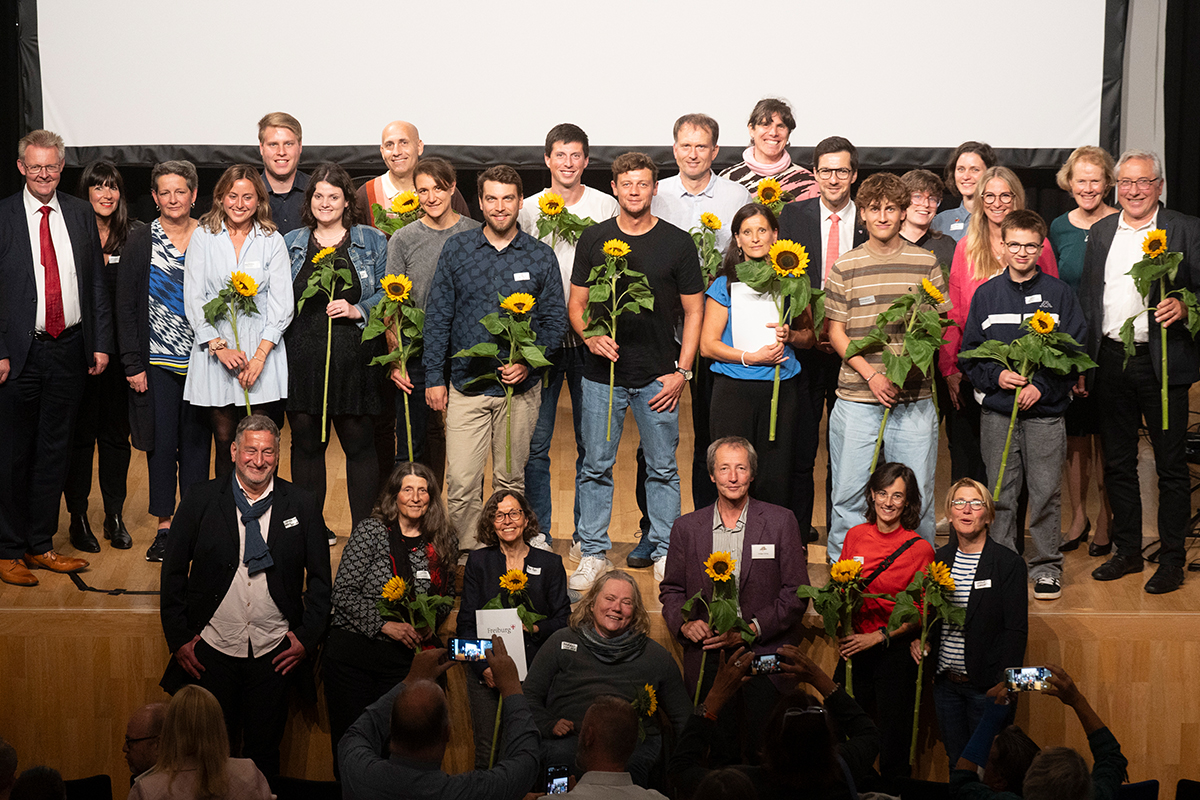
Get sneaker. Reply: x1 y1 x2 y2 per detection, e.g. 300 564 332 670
529 533 553 552
145 528 169 563
568 555 611 592
569 540 582 564
1033 577 1062 600
653 555 667 582
327 528 338 547
626 535 654 568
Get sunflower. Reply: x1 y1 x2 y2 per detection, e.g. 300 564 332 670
769 239 809 278
391 190 421 215
703 551 736 582
603 239 631 259
312 246 337 265
501 292 536 315
499 569 528 593
382 273 413 303
829 558 863 584
1143 229 1168 259
700 212 722 231
640 684 658 717
1030 309 1056 335
230 271 257 297
539 192 565 217
756 178 783 206
927 561 955 591
381 575 408 602
922 278 946 305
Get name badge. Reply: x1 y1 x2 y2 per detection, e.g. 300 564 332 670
416 569 431 580
1025 294 1042 304
109 255 120 264
974 579 992 589
562 641 578 652
951 222 965 231
752 544 775 559
244 260 261 270
514 271 531 281
853 556 864 564
860 295 876 306
283 516 299 528
527 566 542 575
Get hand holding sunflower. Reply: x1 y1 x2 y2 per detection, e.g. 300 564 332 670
797 558 886 698
376 574 453 650
681 551 754 705
482 567 547 632
202 270 263 415
363 272 425 459
297 246 354 441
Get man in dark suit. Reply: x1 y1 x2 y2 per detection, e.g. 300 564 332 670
778 136 867 541
159 414 332 777
660 436 809 760
0 129 112 587
1078 149 1200 595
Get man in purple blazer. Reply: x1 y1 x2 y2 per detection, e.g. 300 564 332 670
660 435 810 761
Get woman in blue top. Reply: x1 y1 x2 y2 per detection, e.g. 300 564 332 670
283 163 388 530
183 165 293 476
699 203 813 506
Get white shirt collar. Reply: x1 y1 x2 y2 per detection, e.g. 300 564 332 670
23 186 62 217
821 197 853 222
1116 210 1158 232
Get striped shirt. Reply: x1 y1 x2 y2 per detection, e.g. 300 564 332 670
937 550 981 676
719 161 819 203
824 242 947 403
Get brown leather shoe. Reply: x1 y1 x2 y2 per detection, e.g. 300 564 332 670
0 558 39 586
23 550 89 573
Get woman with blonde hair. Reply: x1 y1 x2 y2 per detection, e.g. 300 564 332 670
129 685 271 800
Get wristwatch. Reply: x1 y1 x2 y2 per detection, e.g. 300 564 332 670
674 361 694 381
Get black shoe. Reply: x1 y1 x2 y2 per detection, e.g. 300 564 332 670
145 528 170 563
1145 564 1184 594
1033 577 1062 600
1059 519 1090 552
804 525 820 545
626 534 654 568
103 513 132 549
1091 553 1144 581
1088 540 1113 557
69 513 101 553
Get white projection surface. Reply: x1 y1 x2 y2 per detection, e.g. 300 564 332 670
37 0 1106 151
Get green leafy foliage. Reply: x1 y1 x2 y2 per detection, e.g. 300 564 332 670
681 572 754 645
482 590 548 631
843 287 950 386
690 227 723 284
537 208 597 246
453 293 552 384
371 202 424 237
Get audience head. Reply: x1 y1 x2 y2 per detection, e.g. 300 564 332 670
9 768 64 800
760 690 837 785
707 436 757 505
380 121 424 181
943 141 997 200
154 685 230 798
1115 148 1164 224
1022 747 1091 800
611 152 658 218
0 737 16 799
151 161 199 223
389 680 450 761
745 99 795 163
983 724 1041 795
693 768 759 800
200 164 275 235
231 414 280 494
543 123 590 191
124 702 167 776
672 114 721 183
902 169 945 233
414 157 458 223
863 461 921 531
257 112 303 184
301 162 361 231
477 490 540 548
721 202 778 279
476 164 523 236
1056 146 1116 208
945 477 993 540
856 173 910 244
17 129 66 203
812 136 859 212
575 695 639 772
373 462 457 573
570 570 650 639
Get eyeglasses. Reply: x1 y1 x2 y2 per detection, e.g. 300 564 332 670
22 162 62 176
951 499 986 510
983 192 1014 204
494 509 525 522
124 735 159 747
783 706 826 720
1004 241 1042 254
873 490 906 504
910 193 940 207
1117 177 1160 191
816 167 853 180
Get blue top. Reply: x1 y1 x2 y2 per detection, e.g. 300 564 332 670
931 202 970 241
423 227 567 395
705 276 801 381
284 224 388 327
147 219 193 375
1048 212 1089 292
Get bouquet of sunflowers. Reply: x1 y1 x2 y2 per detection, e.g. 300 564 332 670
202 270 260 415
797 559 885 697
363 273 425 461
481 568 547 632
681 551 754 705
535 191 598 247
376 575 454 651
371 190 424 236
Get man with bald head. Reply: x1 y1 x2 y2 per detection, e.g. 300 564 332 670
356 120 471 233
123 702 166 782
339 639 540 800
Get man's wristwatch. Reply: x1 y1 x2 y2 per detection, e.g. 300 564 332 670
674 361 694 381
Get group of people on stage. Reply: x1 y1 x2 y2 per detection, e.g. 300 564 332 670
0 96 1177 797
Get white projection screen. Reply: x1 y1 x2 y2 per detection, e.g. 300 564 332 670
26 0 1123 168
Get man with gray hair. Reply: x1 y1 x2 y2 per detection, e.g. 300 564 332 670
159 414 331 777
1078 149 1200 594
123 702 167 781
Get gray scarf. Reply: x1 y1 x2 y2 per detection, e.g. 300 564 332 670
577 623 647 665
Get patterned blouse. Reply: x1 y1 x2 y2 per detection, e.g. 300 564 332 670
719 160 819 204
147 219 193 375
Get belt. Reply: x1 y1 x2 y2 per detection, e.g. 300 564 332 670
1102 337 1148 357
34 324 81 341
941 671 971 684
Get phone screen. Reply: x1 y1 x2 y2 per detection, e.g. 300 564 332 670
546 765 570 794
1006 666 1052 692
449 638 494 662
752 654 782 675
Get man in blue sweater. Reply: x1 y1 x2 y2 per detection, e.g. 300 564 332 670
959 210 1088 601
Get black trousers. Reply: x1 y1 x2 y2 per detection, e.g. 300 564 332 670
833 637 918 780
0 329 86 558
1095 340 1191 567
792 348 839 532
710 373 799 508
145 366 210 518
64 363 131 515
288 411 379 528
944 375 988 485
690 360 718 510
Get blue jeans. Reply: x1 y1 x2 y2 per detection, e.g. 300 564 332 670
577 377 680 560
828 398 937 561
933 677 994 768
524 347 586 541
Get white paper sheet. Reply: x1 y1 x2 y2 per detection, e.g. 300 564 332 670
476 607 527 679
730 283 780 352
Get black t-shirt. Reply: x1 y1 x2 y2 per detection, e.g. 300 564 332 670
571 217 703 388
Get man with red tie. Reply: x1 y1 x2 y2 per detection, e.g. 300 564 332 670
0 129 112 586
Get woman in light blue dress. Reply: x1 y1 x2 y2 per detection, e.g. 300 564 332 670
183 164 293 477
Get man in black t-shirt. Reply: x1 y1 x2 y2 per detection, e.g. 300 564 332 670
567 152 704 590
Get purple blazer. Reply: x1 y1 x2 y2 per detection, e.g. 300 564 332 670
659 498 810 688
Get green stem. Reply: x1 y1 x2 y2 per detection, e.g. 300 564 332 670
607 314 617 442
870 408 890 472
1161 277 1169 431
228 304 252 416
505 385 513 473
910 598 929 765
694 650 707 706
322 312 332 443
769 297 785 441
403 372 414 461
489 695 503 768
993 359 1028 501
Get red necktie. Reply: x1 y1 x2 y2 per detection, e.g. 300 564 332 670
825 213 841 281
39 206 66 338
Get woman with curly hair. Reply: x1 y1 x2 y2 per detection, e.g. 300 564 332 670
457 489 570 767
321 462 457 769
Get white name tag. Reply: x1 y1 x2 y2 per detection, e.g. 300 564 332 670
244 260 261 270
283 517 299 528
562 641 578 652
526 566 542 575
109 255 120 264
853 556 865 564
514 271 531 281
416 569 431 580
860 295 876 306
1025 294 1042 304
974 579 992 589
951 222 965 231
752 544 775 559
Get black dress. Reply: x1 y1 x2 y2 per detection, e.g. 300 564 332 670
286 234 383 416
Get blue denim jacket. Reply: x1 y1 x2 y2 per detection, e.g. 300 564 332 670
284 224 388 328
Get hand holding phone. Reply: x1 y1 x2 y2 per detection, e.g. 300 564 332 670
1006 666 1052 692
448 637 494 662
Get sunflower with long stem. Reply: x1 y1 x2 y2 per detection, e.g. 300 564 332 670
296 246 353 442
481 567 547 632
797 558 884 697
202 270 261 415
535 191 599 247
371 190 425 236
681 551 754 705
363 273 424 460
376 575 454 652
690 212 724 285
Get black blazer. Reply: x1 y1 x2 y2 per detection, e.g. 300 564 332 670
778 196 867 291
159 475 333 658
929 538 1028 691
115 222 157 449
0 189 112 377
1078 205 1200 386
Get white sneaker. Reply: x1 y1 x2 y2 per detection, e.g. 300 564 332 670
653 556 667 582
569 540 582 563
569 555 611 592
529 533 553 552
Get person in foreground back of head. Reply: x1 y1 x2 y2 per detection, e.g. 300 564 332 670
560 696 667 798
0 737 18 800
951 664 1127 800
670 644 880 800
9 767 65 800
338 637 539 800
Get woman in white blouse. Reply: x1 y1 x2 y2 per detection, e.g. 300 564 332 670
183 165 293 477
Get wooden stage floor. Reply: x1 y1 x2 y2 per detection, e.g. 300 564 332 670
2 390 1198 797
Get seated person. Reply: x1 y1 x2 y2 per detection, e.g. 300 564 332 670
338 640 540 800
524 571 691 788
123 702 167 782
10 768 65 800
561 696 668 799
